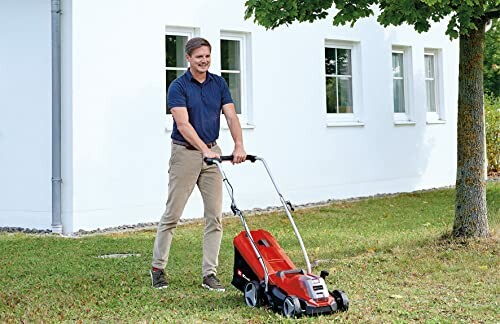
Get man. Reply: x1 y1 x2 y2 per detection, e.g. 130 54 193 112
151 37 246 291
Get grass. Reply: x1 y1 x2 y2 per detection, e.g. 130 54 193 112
0 182 499 323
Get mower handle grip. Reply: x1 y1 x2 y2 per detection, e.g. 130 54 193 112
204 155 257 165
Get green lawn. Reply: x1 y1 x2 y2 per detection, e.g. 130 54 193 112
1 183 499 323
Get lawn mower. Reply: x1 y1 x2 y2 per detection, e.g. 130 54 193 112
205 155 348 317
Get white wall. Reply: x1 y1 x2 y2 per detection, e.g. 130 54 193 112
0 0 52 229
0 0 459 232
68 0 169 232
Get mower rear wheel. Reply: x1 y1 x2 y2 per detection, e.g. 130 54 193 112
244 280 261 308
331 290 349 311
282 296 302 318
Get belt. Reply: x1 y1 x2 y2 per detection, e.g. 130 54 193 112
172 140 217 150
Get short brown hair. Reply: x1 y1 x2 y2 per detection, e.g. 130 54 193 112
185 37 212 56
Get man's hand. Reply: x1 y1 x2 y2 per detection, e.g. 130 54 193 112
203 150 220 161
232 145 247 164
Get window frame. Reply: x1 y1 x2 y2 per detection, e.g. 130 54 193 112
391 46 414 124
324 40 363 127
220 31 252 127
424 49 444 123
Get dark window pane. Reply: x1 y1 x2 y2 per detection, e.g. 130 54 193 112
166 70 186 114
222 72 241 114
325 48 336 75
221 39 240 70
337 49 351 75
338 77 353 113
166 35 188 68
326 77 337 113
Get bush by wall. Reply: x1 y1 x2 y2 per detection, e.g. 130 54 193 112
485 94 500 174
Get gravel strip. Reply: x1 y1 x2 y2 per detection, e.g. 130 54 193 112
1 178 498 237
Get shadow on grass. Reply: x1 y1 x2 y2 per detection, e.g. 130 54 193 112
435 230 499 249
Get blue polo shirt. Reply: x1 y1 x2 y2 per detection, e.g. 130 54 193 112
168 69 233 144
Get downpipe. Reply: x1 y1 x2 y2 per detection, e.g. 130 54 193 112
51 0 63 234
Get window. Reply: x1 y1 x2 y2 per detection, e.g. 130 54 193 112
220 32 251 124
221 39 241 114
165 27 196 114
392 52 405 113
424 50 443 122
392 46 413 123
424 54 437 112
324 40 363 126
325 47 353 114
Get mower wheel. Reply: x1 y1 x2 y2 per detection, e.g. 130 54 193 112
282 296 302 318
331 290 349 311
244 280 261 308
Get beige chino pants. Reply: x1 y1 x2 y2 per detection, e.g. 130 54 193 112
152 143 223 277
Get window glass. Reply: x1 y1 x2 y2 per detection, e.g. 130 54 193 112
426 79 436 112
425 55 435 78
165 34 189 114
325 47 353 114
165 35 187 68
337 49 351 75
338 77 353 113
392 52 405 113
424 54 437 113
325 77 337 113
221 39 242 114
392 52 403 77
166 70 184 89
393 78 405 113
221 39 240 70
222 72 241 113
325 48 336 75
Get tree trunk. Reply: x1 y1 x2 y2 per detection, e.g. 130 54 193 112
453 22 490 238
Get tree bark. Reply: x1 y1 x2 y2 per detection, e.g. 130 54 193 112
453 21 490 238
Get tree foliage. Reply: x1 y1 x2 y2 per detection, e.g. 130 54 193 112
245 0 500 38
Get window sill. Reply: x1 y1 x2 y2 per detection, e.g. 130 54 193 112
426 119 446 125
326 121 365 127
394 120 416 126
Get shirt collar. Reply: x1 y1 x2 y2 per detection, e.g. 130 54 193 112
185 68 213 83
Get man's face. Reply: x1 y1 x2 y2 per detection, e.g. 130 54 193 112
186 46 211 74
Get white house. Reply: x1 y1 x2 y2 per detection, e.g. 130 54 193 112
0 0 458 234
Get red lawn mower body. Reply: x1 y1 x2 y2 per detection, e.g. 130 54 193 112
231 229 345 316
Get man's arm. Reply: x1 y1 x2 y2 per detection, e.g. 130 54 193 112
222 103 246 163
170 107 219 159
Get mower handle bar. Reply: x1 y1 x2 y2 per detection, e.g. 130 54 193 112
204 155 257 165
205 153 313 275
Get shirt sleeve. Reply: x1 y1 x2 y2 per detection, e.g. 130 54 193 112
220 77 234 106
167 80 187 111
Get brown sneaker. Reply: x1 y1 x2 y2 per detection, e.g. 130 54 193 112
202 274 225 292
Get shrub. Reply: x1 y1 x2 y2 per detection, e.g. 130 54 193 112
485 94 500 174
